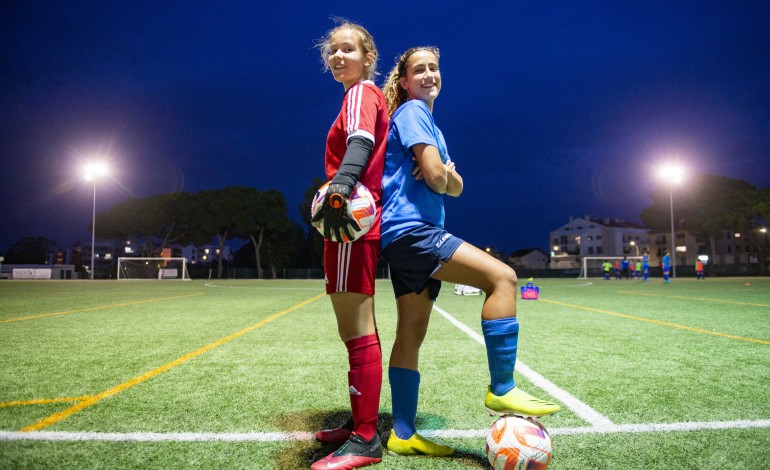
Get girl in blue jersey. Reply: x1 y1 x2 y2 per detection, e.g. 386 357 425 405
380 47 560 457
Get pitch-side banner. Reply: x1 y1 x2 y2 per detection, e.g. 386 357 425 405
13 268 52 279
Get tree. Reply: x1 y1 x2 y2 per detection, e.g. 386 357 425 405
233 219 304 278
226 189 301 278
191 187 253 279
95 192 198 256
237 189 282 279
5 236 57 264
299 177 326 268
641 174 762 264
263 219 304 277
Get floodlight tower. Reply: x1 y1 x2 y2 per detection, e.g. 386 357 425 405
84 162 109 280
657 163 684 278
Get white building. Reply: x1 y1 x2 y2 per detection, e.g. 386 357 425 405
649 227 767 271
549 216 650 268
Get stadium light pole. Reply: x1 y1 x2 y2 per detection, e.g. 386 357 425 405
657 163 684 278
629 240 639 256
84 162 108 280
761 227 768 276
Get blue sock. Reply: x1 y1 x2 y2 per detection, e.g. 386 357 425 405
482 317 519 396
389 367 420 439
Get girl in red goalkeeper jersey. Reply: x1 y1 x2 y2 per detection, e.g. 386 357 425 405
310 20 388 470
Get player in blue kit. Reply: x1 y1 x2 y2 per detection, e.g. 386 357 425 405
621 256 630 280
662 251 671 282
380 46 560 458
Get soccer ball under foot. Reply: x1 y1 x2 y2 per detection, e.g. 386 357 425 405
486 416 552 469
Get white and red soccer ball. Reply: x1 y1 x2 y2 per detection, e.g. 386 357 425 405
486 416 552 470
310 181 376 243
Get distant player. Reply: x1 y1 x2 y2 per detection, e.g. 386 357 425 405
642 254 650 281
621 256 630 279
602 260 611 280
696 259 705 280
614 260 621 280
311 20 388 470
380 46 559 458
629 259 636 279
662 251 671 283
635 260 642 279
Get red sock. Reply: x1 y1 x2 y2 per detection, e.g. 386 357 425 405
345 333 382 441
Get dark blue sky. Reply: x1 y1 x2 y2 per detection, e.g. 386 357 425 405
2 1 769 255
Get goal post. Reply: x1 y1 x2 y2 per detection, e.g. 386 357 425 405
117 257 191 281
578 256 644 279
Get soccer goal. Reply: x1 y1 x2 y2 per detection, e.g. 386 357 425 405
117 257 191 281
578 256 644 279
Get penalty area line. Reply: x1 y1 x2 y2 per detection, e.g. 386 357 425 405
2 420 768 442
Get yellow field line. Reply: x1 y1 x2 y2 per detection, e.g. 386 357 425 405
540 298 770 345
0 396 96 408
0 293 205 324
617 290 770 308
20 293 325 432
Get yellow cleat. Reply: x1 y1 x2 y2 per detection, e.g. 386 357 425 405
484 386 560 417
386 429 454 457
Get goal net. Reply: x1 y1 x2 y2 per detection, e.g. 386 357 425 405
117 257 191 281
578 256 644 279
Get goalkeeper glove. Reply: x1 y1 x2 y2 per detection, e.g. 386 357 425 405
311 183 361 242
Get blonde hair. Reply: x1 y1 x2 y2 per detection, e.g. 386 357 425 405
383 46 440 117
316 18 379 81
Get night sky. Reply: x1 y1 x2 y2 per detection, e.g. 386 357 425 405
2 1 769 255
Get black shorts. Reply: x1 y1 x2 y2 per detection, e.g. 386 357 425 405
382 225 464 300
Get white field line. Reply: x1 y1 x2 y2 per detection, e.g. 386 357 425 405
432 304 614 428
428 419 770 438
2 420 769 442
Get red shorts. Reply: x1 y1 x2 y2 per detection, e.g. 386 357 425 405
324 238 380 295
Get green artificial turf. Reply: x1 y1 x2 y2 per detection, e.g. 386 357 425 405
1 277 768 468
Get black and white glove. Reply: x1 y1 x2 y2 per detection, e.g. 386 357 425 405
311 183 360 242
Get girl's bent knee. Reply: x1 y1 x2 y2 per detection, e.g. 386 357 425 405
487 266 517 296
501 266 517 287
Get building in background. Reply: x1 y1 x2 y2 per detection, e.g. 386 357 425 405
549 216 650 269
508 248 549 271
181 245 232 266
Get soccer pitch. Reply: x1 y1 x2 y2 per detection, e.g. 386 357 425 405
1 277 768 469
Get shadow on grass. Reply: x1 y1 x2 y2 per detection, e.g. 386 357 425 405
270 409 488 469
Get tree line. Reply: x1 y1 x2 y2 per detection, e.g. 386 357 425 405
4 173 769 275
3 179 327 279
94 182 328 278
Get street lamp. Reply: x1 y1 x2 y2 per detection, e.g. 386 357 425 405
84 162 108 280
629 240 640 256
657 163 684 278
761 227 768 276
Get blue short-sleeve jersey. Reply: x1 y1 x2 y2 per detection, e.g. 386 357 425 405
381 100 451 248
